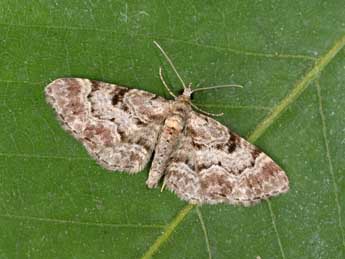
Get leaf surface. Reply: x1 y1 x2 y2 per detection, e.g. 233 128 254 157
0 1 345 258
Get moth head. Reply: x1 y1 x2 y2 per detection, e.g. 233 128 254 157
174 86 192 104
182 84 193 99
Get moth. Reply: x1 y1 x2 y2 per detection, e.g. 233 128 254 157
45 41 289 206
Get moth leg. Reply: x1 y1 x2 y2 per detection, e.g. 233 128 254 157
146 115 184 188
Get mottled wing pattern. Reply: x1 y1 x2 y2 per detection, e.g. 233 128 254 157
45 78 171 173
164 111 289 206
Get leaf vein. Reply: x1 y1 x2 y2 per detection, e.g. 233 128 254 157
196 207 212 259
0 214 164 229
0 22 315 61
0 152 89 161
165 37 316 61
196 103 272 111
316 80 345 249
248 34 345 143
141 204 195 259
267 201 286 259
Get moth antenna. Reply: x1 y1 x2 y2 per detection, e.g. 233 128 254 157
159 67 177 98
191 84 243 94
191 102 224 117
153 40 187 90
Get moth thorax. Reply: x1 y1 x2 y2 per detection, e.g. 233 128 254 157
165 115 184 131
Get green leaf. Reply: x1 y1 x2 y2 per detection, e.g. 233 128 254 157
1 1 345 258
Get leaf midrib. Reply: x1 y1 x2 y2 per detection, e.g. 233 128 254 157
141 34 345 259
